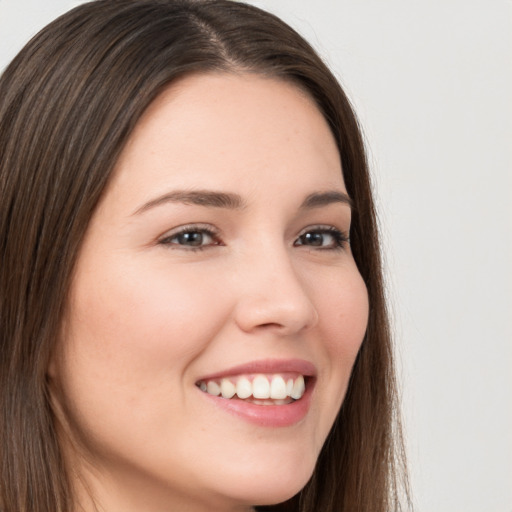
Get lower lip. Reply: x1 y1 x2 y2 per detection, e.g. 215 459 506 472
198 379 315 428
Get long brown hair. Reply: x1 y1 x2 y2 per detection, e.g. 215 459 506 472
0 1 409 510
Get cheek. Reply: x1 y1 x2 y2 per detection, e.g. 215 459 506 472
310 264 369 432
314 262 369 361
53 257 231 447
325 278 368 358
67 258 228 376
52 257 235 468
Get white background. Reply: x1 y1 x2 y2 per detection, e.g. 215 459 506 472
1 1 510 510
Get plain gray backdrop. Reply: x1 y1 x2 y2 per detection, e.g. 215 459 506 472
1 1 511 510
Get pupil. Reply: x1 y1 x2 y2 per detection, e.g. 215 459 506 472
179 232 203 246
304 232 323 246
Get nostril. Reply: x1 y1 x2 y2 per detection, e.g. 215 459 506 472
258 322 282 329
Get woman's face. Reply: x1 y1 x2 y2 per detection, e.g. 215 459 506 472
50 73 369 512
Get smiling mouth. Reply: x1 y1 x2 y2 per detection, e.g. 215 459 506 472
196 374 307 405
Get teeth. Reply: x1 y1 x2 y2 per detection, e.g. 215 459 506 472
206 381 221 396
199 374 307 402
270 375 287 399
291 375 305 400
220 379 236 399
236 377 252 399
252 375 270 399
286 378 294 396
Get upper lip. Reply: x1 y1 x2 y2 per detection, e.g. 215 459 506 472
196 358 317 382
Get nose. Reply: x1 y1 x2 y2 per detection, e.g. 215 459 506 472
233 247 319 336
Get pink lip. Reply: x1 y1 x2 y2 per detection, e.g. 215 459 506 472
197 358 317 381
196 358 317 428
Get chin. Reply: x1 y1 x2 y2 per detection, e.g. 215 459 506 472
212 454 316 508
248 476 311 507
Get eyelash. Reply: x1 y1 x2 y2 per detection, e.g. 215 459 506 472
158 224 221 252
158 224 349 252
294 225 349 251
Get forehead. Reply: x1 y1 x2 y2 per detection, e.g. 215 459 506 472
106 72 345 212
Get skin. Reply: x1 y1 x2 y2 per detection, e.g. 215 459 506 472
48 73 369 512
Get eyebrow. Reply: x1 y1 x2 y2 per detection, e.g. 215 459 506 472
300 190 353 210
132 188 353 216
133 190 246 215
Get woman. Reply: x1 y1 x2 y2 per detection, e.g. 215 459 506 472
0 1 409 511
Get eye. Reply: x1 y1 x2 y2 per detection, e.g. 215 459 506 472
159 225 220 250
294 226 349 250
